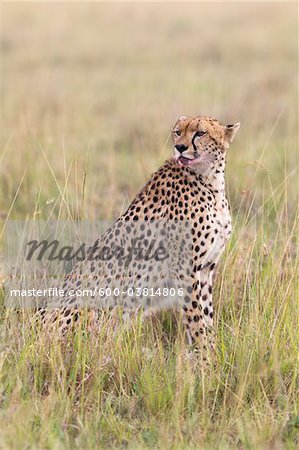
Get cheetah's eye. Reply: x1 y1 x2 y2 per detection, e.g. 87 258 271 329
174 130 181 136
196 131 206 137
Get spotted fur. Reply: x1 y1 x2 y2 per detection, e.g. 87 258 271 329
36 115 240 354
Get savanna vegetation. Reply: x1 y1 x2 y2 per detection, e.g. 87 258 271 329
0 3 298 449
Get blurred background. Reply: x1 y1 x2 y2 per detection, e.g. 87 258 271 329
1 2 297 220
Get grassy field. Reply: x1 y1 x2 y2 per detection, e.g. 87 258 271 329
0 3 298 449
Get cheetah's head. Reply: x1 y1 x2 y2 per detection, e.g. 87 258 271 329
172 115 240 174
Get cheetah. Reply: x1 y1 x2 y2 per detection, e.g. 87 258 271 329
36 115 240 353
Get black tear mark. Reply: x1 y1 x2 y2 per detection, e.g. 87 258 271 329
191 131 206 151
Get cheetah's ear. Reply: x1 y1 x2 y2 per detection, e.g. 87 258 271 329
224 123 240 144
173 115 188 129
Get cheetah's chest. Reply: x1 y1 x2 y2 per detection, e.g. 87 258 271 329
191 191 232 267
210 205 232 259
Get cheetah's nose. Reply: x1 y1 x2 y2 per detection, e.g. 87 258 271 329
175 144 188 154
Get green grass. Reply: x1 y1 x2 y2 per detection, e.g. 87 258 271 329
0 3 298 449
0 198 298 449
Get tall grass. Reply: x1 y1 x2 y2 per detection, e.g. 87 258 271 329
0 3 298 449
0 181 298 448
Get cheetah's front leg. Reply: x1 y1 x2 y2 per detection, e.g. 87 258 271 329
197 267 215 351
182 267 215 355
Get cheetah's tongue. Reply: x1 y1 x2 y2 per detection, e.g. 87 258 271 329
178 156 194 166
